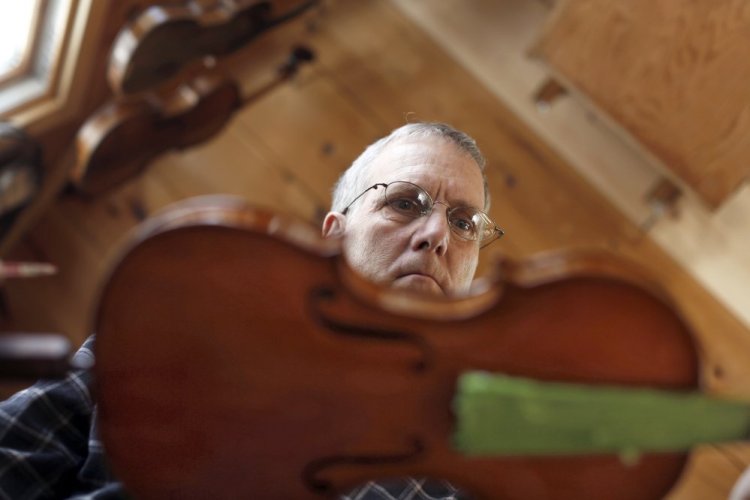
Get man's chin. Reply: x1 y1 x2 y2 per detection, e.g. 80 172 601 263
391 274 444 296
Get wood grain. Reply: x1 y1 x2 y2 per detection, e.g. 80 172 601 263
531 0 750 209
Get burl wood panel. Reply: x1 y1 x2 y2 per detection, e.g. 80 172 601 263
531 0 750 209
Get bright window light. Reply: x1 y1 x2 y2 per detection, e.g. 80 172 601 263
0 0 80 118
0 1 40 77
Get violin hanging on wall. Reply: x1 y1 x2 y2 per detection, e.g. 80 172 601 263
92 195 750 499
70 0 319 196
109 0 320 95
71 46 314 196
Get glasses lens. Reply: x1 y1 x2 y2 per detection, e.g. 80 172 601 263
384 182 431 219
446 206 481 241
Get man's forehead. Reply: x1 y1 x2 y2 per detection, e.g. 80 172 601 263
370 137 458 175
376 135 445 159
367 136 485 204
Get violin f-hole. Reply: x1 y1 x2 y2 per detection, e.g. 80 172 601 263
301 437 425 494
308 286 432 372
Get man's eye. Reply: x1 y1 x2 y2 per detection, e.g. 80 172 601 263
452 218 474 233
390 198 421 214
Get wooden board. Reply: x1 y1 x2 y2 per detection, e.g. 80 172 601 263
530 0 750 209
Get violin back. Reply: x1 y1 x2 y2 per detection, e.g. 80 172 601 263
94 196 699 499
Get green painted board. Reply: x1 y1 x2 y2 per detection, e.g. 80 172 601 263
454 371 750 459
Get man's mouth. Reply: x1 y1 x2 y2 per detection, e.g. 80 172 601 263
393 273 444 295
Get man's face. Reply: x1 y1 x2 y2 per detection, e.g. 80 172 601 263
323 136 485 296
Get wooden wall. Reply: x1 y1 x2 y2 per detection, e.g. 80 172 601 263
2 0 749 498
392 0 750 334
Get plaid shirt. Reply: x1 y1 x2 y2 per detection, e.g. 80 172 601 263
0 337 469 500
0 337 124 499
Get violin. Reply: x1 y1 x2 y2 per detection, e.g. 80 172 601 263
92 196 748 499
108 0 320 95
71 46 313 195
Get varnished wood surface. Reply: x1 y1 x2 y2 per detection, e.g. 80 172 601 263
530 0 750 209
1 0 749 497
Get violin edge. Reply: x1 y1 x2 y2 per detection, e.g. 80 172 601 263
93 196 693 329
493 248 682 316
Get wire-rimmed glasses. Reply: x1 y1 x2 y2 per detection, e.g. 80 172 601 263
342 181 504 248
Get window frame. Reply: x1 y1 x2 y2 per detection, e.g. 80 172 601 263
1 0 108 134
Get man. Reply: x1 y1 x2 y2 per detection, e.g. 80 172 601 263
323 122 498 297
0 122 502 499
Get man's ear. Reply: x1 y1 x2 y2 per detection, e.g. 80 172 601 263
322 212 347 239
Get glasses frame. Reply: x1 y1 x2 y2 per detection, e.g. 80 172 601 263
341 181 504 248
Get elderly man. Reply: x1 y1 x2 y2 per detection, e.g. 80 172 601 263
0 122 501 499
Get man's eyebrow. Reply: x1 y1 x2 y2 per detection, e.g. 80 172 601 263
457 197 481 208
445 195 481 209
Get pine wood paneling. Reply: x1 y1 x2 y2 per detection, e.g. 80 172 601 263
233 76 384 211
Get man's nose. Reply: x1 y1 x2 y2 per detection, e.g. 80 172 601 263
413 204 451 256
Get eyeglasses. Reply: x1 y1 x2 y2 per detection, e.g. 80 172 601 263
342 181 504 248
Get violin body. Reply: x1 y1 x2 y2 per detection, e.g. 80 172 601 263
72 74 241 195
71 0 317 196
94 196 700 499
74 37 313 195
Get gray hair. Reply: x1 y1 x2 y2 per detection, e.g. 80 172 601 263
330 122 489 213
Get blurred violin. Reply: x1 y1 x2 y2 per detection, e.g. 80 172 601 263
0 123 42 239
71 46 313 195
93 196 750 499
109 0 320 95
